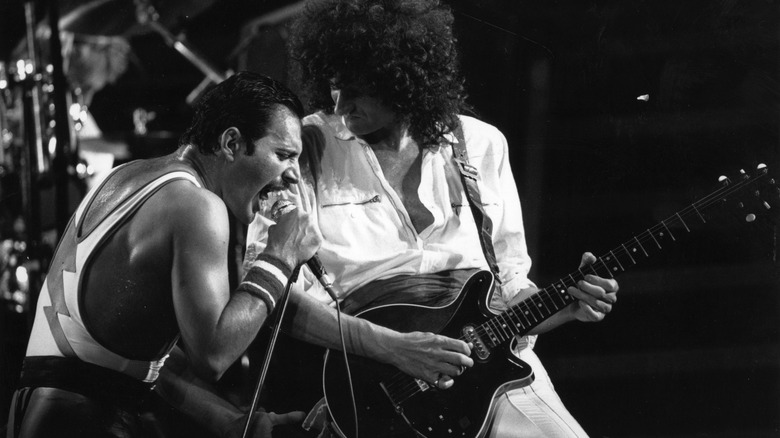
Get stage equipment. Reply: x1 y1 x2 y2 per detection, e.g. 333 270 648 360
58 0 227 103
231 2 305 95
0 0 91 316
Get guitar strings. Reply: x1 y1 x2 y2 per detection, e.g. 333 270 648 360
378 169 768 407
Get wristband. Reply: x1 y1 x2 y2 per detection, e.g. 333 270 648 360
237 253 293 311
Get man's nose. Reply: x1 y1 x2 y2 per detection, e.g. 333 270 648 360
332 89 354 115
282 165 299 185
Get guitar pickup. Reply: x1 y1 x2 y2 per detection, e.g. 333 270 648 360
462 325 491 361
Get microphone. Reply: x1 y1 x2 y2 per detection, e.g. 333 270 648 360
270 199 336 296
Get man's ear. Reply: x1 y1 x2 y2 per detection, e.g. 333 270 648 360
218 127 243 162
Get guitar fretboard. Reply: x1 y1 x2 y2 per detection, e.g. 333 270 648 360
476 166 769 348
378 166 770 410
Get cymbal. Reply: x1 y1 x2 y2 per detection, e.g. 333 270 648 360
60 0 216 36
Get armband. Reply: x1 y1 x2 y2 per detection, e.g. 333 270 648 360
237 254 293 311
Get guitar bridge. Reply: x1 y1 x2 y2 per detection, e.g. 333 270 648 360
462 325 491 360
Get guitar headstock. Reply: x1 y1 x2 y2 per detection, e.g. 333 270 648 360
715 163 778 226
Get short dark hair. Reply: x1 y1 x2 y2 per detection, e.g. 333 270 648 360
289 0 468 148
180 71 304 154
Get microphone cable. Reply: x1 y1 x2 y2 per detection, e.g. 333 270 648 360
310 266 360 438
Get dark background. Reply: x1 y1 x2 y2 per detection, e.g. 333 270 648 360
1 0 779 436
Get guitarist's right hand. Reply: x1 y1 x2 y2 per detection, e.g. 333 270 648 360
382 331 474 390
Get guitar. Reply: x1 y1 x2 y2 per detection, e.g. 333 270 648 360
322 165 776 438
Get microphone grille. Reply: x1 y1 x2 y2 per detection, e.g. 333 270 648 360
270 199 297 221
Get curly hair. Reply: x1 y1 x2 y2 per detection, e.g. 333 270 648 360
180 71 304 155
289 0 469 148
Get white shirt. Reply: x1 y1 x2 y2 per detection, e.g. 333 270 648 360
246 112 534 309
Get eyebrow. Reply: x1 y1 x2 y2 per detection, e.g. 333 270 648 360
275 143 301 157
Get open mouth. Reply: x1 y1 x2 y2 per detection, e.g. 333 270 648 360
258 183 285 201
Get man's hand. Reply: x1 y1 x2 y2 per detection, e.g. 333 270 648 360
224 409 306 438
263 198 322 270
567 252 619 322
384 331 474 390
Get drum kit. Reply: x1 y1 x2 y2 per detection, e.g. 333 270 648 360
0 0 227 315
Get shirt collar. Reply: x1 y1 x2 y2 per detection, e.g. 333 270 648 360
332 115 357 141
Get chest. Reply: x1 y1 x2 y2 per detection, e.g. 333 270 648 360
372 148 433 233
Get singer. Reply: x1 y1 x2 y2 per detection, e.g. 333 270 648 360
246 1 618 437
5 72 322 438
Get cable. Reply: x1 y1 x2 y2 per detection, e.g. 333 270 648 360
314 274 359 438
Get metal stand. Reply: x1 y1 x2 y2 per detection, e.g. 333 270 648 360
241 267 300 438
134 0 230 104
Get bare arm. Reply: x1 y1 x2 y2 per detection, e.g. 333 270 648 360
169 183 319 381
155 347 305 437
282 286 473 389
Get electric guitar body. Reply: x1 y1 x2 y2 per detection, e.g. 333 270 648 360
323 270 534 438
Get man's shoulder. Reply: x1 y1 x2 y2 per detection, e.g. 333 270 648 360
303 111 336 130
78 163 223 256
145 178 226 244
457 114 503 139
83 162 205 226
455 115 507 159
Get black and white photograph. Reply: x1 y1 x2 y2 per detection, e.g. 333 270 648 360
1 1 778 437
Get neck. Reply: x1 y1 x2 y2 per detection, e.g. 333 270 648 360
359 122 414 153
177 144 218 194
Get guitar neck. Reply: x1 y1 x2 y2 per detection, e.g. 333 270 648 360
479 168 769 347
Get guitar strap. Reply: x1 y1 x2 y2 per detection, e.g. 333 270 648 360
451 123 502 284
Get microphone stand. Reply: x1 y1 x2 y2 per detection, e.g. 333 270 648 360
241 266 300 438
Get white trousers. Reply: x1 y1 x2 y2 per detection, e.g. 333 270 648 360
307 346 587 438
487 348 588 438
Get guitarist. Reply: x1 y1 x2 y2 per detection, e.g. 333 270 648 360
248 0 619 436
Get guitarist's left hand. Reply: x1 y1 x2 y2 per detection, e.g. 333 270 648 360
567 252 619 322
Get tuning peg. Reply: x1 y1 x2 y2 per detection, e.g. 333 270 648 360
746 214 756 222
757 163 767 171
718 175 730 186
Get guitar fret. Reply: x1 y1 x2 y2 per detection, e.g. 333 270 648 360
587 262 610 279
482 323 500 345
610 250 625 271
501 310 521 334
517 303 535 326
676 212 690 232
495 313 513 340
661 220 676 241
621 244 636 265
549 284 567 307
602 251 624 274
648 228 662 249
521 301 540 323
491 318 509 345
528 294 548 319
634 236 649 257
541 289 561 313
536 291 554 315
505 307 527 333
692 204 707 223
487 319 504 343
